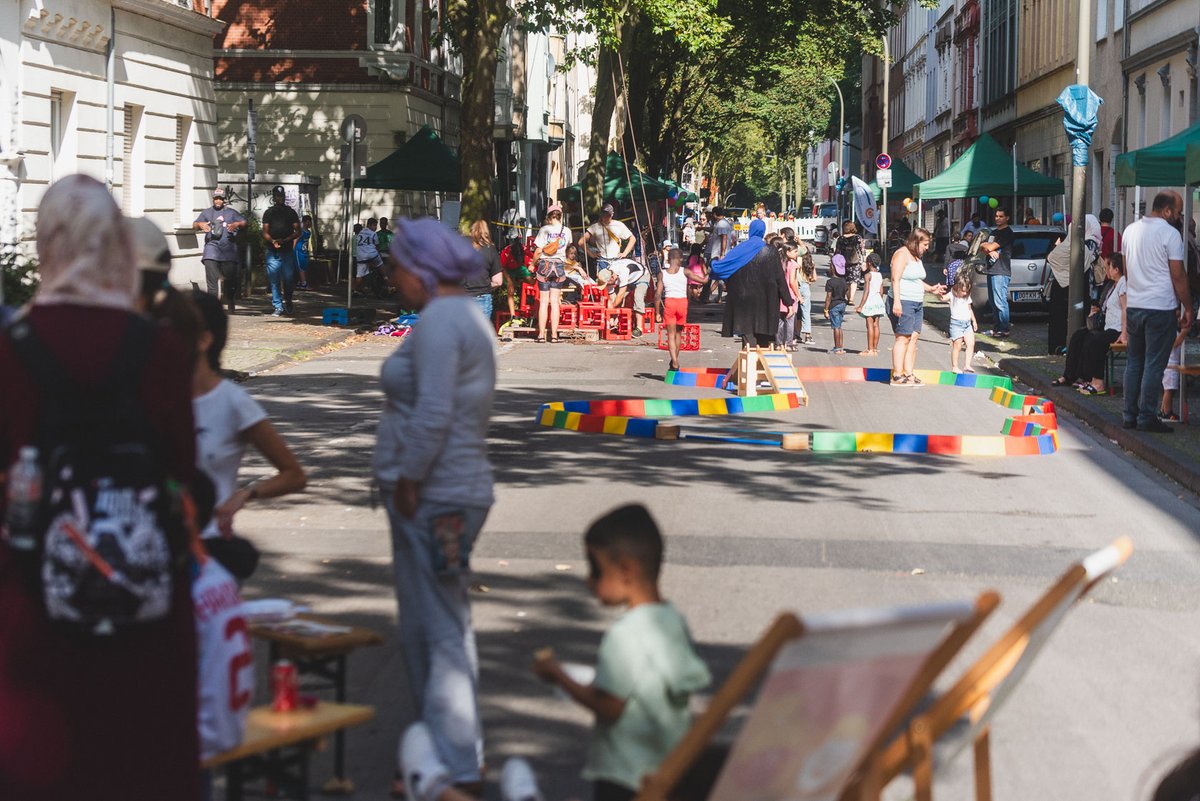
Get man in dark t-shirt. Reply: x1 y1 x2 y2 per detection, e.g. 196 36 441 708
261 186 301 316
979 207 1014 336
193 188 246 301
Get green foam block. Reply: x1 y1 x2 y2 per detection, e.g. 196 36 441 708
811 432 859 452
642 399 675 417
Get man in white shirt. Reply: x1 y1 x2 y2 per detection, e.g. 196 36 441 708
580 204 634 275
354 217 382 292
959 212 984 242
1120 190 1194 433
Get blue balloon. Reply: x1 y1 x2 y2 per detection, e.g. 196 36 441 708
979 195 989 205
1052 212 1064 223
667 188 678 200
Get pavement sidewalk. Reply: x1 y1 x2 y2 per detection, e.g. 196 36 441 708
219 283 394 375
922 301 1200 496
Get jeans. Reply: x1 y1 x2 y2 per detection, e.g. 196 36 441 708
472 292 493 321
382 492 491 783
265 246 298 311
1123 308 1178 426
203 258 239 298
987 273 1011 333
797 282 812 335
777 312 795 346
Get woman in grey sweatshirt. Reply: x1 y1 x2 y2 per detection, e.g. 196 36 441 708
373 219 496 794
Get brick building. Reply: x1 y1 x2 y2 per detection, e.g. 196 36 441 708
210 0 461 253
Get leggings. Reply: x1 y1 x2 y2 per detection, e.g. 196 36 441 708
797 282 812 335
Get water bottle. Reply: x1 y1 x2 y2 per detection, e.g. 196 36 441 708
4 446 42 551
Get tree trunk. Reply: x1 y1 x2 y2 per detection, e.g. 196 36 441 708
453 0 508 233
583 6 638 216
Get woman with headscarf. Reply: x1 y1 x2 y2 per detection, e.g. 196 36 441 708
1045 214 1101 354
0 175 200 800
714 218 792 346
373 218 496 798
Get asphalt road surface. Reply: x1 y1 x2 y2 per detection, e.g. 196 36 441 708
227 288 1200 801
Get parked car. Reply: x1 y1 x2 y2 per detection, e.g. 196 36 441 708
967 225 1064 312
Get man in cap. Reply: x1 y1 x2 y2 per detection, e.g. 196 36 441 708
262 185 302 316
194 188 246 302
579 204 634 277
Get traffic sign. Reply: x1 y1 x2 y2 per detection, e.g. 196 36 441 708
876 153 892 170
877 168 893 188
341 114 367 145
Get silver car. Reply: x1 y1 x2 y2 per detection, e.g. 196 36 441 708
967 225 1065 311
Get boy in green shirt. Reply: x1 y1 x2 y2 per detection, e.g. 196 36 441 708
534 505 711 801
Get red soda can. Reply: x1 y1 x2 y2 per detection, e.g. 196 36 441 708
272 659 299 712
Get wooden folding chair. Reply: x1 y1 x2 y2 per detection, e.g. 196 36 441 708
861 536 1134 801
636 592 1000 801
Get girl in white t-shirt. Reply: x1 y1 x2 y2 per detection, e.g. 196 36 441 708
189 291 307 554
855 253 886 356
946 268 978 373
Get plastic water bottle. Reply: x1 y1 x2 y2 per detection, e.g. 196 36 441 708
4 446 42 551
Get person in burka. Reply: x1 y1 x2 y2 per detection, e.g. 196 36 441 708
713 218 792 346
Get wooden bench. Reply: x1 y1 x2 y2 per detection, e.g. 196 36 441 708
1105 342 1127 394
203 702 374 801
249 615 383 793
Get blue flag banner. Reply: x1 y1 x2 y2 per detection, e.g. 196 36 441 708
852 176 878 236
1058 86 1103 168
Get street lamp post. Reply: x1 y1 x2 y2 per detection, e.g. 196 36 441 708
830 78 849 227
1067 0 1093 338
881 35 890 264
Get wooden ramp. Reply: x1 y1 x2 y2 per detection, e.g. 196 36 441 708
728 346 809 403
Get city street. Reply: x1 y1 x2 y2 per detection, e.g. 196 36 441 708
228 299 1200 801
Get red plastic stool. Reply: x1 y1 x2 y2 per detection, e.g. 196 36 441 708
604 308 633 341
641 309 656 334
558 304 579 329
578 303 606 330
519 283 540 316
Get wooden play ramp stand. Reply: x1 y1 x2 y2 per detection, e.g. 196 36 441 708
856 536 1133 801
636 593 1000 801
727 346 810 402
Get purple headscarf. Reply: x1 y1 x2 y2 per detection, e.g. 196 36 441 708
389 218 486 295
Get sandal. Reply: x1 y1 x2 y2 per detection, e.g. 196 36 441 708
1051 377 1071 386
1078 384 1103 395
890 374 908 386
907 374 924 386
534 336 546 343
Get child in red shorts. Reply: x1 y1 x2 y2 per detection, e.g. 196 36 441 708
656 246 688 371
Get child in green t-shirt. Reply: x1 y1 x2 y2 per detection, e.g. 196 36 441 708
533 505 712 801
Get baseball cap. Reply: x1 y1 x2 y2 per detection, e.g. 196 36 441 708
124 216 171 274
601 204 614 215
596 268 613 284
547 203 562 215
272 185 286 197
831 254 846 276
212 187 225 199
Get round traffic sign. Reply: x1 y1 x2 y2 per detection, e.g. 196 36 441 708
341 114 367 144
876 153 892 170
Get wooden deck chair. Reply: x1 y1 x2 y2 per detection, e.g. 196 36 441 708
860 536 1133 801
636 592 1000 801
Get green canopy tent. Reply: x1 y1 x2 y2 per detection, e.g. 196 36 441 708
556 152 672 203
1116 118 1200 186
913 133 1065 199
867 159 923 200
357 125 461 192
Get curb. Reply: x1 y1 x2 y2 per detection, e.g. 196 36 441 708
998 357 1200 496
240 327 360 376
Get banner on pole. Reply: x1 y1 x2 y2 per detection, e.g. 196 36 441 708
852 176 878 236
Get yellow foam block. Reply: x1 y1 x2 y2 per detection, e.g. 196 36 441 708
540 408 556 426
770 394 795 410
565 411 583 431
913 369 942 384
603 416 629 435
959 436 1007 456
698 398 728 416
856 432 894 452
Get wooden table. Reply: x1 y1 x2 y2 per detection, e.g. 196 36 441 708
204 702 375 800
249 615 384 792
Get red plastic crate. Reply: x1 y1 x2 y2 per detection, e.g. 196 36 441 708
641 309 656 334
658 323 701 351
518 282 539 315
578 302 606 330
580 284 606 304
558 304 579 329
604 308 633 341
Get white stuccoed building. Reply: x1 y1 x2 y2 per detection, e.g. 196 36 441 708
1 0 224 290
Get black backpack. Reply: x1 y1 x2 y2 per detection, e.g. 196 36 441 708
838 235 859 263
5 316 186 636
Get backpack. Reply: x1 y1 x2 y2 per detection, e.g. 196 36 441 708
838 235 859 263
5 316 187 636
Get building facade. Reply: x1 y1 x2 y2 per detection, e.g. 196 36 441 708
3 0 224 286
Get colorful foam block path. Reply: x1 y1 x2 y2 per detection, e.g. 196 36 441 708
537 364 1057 457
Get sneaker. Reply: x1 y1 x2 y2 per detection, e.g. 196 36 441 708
1138 420 1175 434
296 282 310 290
1159 411 1181 423
271 308 283 317
400 723 453 801
500 758 543 801
632 327 642 338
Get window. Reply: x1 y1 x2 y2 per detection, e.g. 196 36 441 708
1160 70 1172 139
1096 0 1108 40
374 0 392 44
175 115 194 224
983 0 1017 105
49 89 77 179
122 105 145 214
1114 0 1124 30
